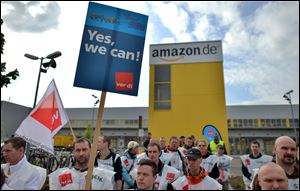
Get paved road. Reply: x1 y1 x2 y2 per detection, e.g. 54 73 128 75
230 155 242 177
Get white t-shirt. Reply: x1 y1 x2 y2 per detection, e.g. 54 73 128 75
1 155 46 190
172 175 222 190
48 167 115 190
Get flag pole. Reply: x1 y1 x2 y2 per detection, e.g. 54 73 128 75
68 121 77 142
85 91 106 189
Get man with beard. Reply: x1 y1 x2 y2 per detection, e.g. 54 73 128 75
179 136 194 157
49 137 115 190
274 136 299 190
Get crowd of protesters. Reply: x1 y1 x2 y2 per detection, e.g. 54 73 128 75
1 134 299 190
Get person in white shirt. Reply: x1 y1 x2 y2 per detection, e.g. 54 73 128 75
197 139 220 179
273 136 299 190
121 141 139 189
136 159 158 190
1 168 8 190
171 148 222 190
136 139 173 166
165 136 186 175
94 136 123 190
131 142 180 190
49 137 115 190
214 144 233 190
240 140 273 189
1 137 46 190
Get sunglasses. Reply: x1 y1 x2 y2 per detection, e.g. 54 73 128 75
198 145 206 147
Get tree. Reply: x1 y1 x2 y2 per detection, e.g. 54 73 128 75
1 18 19 88
84 123 92 141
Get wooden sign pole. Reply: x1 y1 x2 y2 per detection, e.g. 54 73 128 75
85 91 106 190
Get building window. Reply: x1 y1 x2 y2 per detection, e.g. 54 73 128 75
271 119 277 127
266 119 271 127
227 119 231 128
233 119 238 128
154 65 171 110
289 119 299 128
276 119 282 127
248 119 253 127
261 119 266 127
282 119 287 128
105 120 115 125
238 119 243 128
253 119 258 128
243 119 249 128
125 120 138 125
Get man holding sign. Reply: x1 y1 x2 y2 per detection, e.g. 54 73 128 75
49 138 115 190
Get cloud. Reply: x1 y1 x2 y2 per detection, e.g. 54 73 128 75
149 1 299 104
1 1 61 33
1 2 298 107
224 2 299 104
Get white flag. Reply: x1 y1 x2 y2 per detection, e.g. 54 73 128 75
15 79 69 154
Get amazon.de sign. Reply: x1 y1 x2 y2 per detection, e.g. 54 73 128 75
74 2 148 96
150 41 223 65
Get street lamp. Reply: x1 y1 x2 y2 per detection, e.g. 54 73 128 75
283 90 298 144
92 94 99 128
25 51 62 108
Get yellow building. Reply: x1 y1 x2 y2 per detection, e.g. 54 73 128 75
53 133 74 147
148 41 229 151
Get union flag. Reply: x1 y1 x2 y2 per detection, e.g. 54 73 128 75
15 80 69 154
31 91 62 132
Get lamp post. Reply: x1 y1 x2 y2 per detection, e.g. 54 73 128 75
138 115 143 146
25 51 62 108
283 90 298 144
92 94 99 128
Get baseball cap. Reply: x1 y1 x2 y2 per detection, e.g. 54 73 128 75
186 148 201 159
127 141 139 150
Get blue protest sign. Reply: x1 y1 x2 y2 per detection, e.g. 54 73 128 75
74 2 148 96
202 125 222 143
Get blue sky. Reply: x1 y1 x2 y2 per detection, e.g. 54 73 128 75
1 1 299 108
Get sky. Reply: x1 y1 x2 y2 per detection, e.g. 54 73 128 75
1 1 299 108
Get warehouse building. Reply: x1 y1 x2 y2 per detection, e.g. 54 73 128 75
1 101 298 155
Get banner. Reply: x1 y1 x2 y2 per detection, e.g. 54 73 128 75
202 125 223 143
74 2 148 96
15 80 69 154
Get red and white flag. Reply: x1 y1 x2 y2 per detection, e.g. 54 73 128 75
15 79 69 154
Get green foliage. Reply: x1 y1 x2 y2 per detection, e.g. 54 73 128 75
84 123 93 141
1 18 19 88
229 176 245 190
